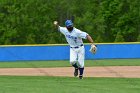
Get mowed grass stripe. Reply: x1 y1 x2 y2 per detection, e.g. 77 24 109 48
0 59 140 68
0 76 140 93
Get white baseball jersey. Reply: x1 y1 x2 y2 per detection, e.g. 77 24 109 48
58 26 88 47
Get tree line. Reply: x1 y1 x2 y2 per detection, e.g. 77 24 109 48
0 0 140 45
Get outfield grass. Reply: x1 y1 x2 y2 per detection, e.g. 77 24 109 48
0 59 140 93
0 59 140 68
0 76 140 93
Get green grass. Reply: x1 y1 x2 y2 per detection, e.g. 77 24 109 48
0 76 140 93
0 59 140 93
0 59 140 68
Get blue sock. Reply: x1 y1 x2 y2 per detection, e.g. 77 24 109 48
79 68 84 76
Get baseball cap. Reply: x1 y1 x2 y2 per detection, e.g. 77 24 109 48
65 20 73 27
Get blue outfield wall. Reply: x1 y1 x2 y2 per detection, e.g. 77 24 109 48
0 43 140 61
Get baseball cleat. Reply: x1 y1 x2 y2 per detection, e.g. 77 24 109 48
79 75 83 79
74 68 78 77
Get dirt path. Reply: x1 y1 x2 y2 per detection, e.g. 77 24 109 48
0 66 140 78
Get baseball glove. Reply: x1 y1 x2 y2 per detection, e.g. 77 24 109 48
89 44 97 54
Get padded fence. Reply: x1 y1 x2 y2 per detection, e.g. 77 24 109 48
0 43 140 61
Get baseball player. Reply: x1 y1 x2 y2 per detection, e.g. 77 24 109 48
54 20 96 79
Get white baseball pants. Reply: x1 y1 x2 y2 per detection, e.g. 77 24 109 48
70 46 85 68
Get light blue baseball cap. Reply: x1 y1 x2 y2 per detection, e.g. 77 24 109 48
65 20 73 27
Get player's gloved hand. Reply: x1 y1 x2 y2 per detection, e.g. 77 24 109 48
89 44 97 54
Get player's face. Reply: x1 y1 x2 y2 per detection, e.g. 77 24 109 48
66 25 73 32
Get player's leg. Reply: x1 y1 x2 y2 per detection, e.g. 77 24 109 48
77 46 85 79
70 48 78 77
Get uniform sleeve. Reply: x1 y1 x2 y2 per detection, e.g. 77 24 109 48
58 26 66 35
77 30 89 39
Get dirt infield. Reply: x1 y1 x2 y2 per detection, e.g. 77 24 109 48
0 66 140 78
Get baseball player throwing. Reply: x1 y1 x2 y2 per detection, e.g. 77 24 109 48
54 20 96 79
